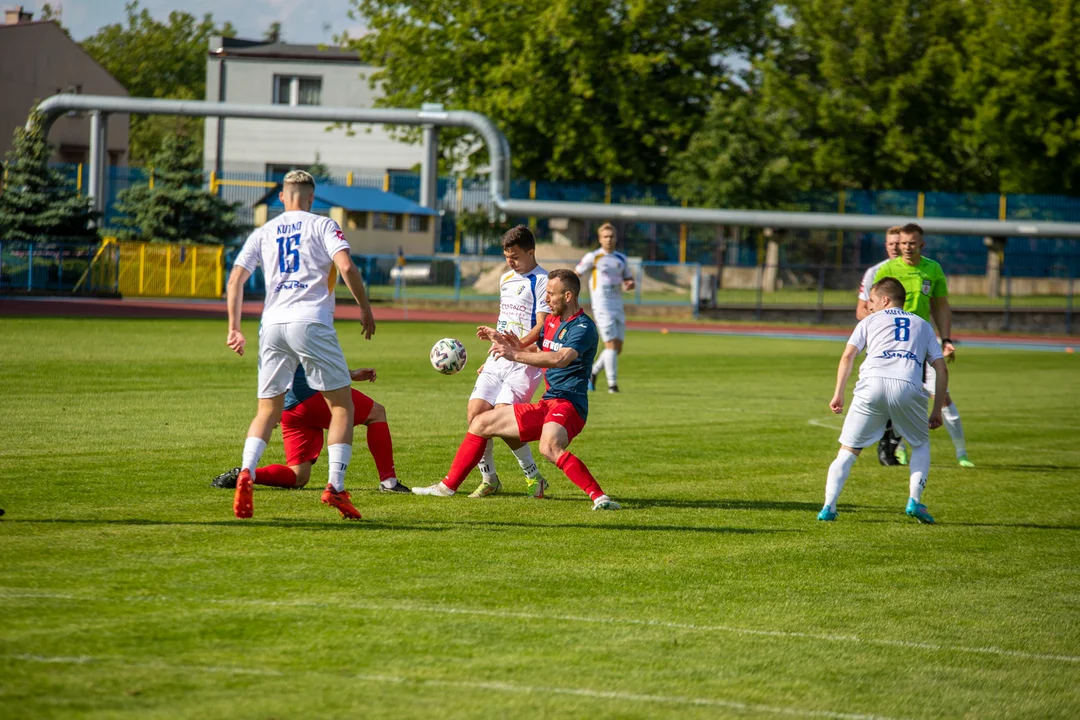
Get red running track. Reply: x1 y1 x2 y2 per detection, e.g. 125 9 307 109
1 295 1074 349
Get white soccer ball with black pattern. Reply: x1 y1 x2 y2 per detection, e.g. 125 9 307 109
430 337 468 375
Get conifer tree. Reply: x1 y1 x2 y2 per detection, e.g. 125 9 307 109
0 112 97 241
114 130 243 243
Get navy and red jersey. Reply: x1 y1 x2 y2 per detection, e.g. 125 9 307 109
540 309 598 421
284 365 317 411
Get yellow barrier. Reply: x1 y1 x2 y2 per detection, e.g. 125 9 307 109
103 239 225 298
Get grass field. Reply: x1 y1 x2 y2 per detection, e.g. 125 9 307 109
1 317 1078 719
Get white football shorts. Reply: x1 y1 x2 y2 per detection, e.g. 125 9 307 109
257 322 351 399
593 311 626 343
470 355 543 406
839 376 931 449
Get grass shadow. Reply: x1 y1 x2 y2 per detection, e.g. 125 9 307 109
621 497 879 513
1 518 447 532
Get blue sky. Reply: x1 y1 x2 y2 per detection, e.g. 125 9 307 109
24 0 366 44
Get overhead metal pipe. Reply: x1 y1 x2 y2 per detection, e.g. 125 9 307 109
34 94 1080 238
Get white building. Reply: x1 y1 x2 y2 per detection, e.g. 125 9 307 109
202 36 425 178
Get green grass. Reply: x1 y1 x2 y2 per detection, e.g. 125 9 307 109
1 318 1079 719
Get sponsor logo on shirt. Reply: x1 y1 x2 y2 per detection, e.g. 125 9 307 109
334 228 346 241
877 349 922 366
542 338 563 351
275 280 310 292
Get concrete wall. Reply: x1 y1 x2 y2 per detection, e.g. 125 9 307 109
0 21 129 165
203 55 426 176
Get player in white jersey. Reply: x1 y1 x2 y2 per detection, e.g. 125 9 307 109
575 223 635 393
857 227 905 465
468 226 551 499
225 170 377 521
856 227 902 320
820 277 948 524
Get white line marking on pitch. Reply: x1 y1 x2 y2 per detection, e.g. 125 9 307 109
3 653 904 720
809 418 841 430
2 589 1077 665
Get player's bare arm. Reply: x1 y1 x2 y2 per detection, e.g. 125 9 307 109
623 278 635 291
930 296 955 360
491 342 577 369
830 344 860 414
350 368 377 383
928 358 948 429
333 249 375 340
855 299 872 321
226 265 252 356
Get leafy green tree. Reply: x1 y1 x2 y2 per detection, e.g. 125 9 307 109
344 0 773 183
954 0 1080 194
0 112 97 241
264 21 283 42
80 1 236 164
113 130 242 244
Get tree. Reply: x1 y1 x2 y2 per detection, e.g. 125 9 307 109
307 152 330 180
113 129 243 244
344 0 773 183
954 0 1080 194
264 21 283 43
0 112 97 241
80 1 236 164
667 92 814 209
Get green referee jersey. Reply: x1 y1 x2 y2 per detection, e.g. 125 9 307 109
873 257 948 321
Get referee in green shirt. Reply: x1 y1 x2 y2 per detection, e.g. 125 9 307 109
874 223 974 468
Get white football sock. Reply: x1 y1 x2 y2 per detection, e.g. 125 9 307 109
825 448 858 511
241 437 267 480
602 348 618 386
908 442 930 502
380 478 399 489
591 354 604 377
511 444 540 479
942 403 967 457
327 443 352 492
477 439 497 480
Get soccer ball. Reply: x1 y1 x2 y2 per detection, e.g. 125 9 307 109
430 338 468 375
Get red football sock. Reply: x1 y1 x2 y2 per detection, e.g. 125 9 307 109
254 464 299 488
365 422 397 481
556 452 604 500
443 433 488 491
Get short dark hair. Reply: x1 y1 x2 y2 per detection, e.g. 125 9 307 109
501 225 535 251
871 277 906 306
900 223 924 237
547 268 580 297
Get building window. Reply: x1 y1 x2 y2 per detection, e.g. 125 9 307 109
408 215 429 233
373 213 400 231
272 76 322 106
265 164 299 181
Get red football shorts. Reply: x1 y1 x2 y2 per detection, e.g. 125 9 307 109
281 389 375 466
513 399 586 443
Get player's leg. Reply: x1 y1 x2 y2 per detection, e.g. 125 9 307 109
353 390 408 493
822 378 889 521
889 379 936 524
536 410 619 510
603 326 625 393
413 404 521 497
469 367 503 496
942 393 973 467
253 396 328 489
822 444 861 521
292 323 360 519
235 325 297 518
494 366 547 498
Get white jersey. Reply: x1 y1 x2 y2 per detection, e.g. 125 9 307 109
496 265 550 339
234 210 352 328
857 259 890 301
575 249 633 315
847 308 943 386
